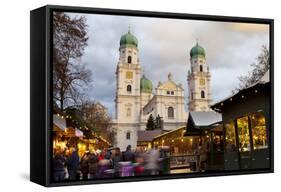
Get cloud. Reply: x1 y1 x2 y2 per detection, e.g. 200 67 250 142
66 12 269 117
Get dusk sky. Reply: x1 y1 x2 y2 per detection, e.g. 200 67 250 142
67 12 269 117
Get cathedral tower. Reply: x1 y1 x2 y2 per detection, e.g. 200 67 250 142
115 29 141 150
187 43 212 111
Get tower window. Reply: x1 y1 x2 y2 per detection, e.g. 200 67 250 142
167 91 170 95
171 91 174 95
128 56 132 63
126 132 131 140
200 65 203 72
127 85 132 93
126 107 131 117
201 90 205 98
168 107 174 119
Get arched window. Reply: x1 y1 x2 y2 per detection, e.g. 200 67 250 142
127 85 132 93
201 90 205 98
200 65 203 72
168 107 174 119
128 56 132 63
126 132 131 140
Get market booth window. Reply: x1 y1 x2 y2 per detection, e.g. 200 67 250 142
237 116 251 152
251 112 267 150
225 121 237 152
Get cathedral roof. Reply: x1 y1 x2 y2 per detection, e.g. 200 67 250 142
140 75 153 93
190 42 206 58
120 29 138 47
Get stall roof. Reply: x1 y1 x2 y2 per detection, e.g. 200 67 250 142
189 111 222 127
138 130 163 142
211 70 270 111
185 111 222 136
152 126 185 139
53 115 67 131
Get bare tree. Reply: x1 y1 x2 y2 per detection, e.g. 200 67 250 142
53 12 91 111
233 45 269 93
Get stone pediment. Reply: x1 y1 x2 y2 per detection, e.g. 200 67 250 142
157 73 183 91
158 80 178 90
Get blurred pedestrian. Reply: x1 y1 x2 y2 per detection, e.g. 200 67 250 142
97 159 111 178
104 147 112 160
145 145 160 175
88 150 99 179
80 151 90 180
67 148 80 180
123 145 135 162
134 147 145 176
53 148 66 181
112 147 122 177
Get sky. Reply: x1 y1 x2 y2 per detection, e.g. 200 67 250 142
67 12 269 118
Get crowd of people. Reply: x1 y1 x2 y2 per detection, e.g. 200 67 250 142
52 145 168 182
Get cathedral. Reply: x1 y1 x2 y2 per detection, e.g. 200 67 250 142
113 29 212 150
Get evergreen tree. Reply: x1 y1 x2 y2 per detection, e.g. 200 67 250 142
146 114 155 130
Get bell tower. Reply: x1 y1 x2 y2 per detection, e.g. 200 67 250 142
115 28 141 150
187 42 212 111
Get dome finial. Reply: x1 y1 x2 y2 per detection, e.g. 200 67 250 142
128 25 131 33
196 38 199 46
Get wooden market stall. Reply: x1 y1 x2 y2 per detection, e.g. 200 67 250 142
211 71 271 170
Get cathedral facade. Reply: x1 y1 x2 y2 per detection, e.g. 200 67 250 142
113 29 212 150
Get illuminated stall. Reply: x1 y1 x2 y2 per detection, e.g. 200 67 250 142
152 127 189 155
185 111 223 171
211 71 270 170
53 114 68 153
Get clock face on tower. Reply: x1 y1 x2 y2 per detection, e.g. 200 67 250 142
200 79 205 85
126 71 133 79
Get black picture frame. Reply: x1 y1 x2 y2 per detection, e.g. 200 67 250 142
30 5 274 187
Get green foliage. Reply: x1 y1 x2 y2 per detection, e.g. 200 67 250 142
146 114 155 130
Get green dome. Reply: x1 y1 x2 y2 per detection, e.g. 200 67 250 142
140 75 153 93
190 43 206 58
120 30 138 47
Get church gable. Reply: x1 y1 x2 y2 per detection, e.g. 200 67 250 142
157 73 184 91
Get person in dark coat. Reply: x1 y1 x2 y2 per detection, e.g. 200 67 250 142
104 148 112 160
123 145 135 162
53 151 66 181
67 149 80 180
80 151 90 180
112 147 122 177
